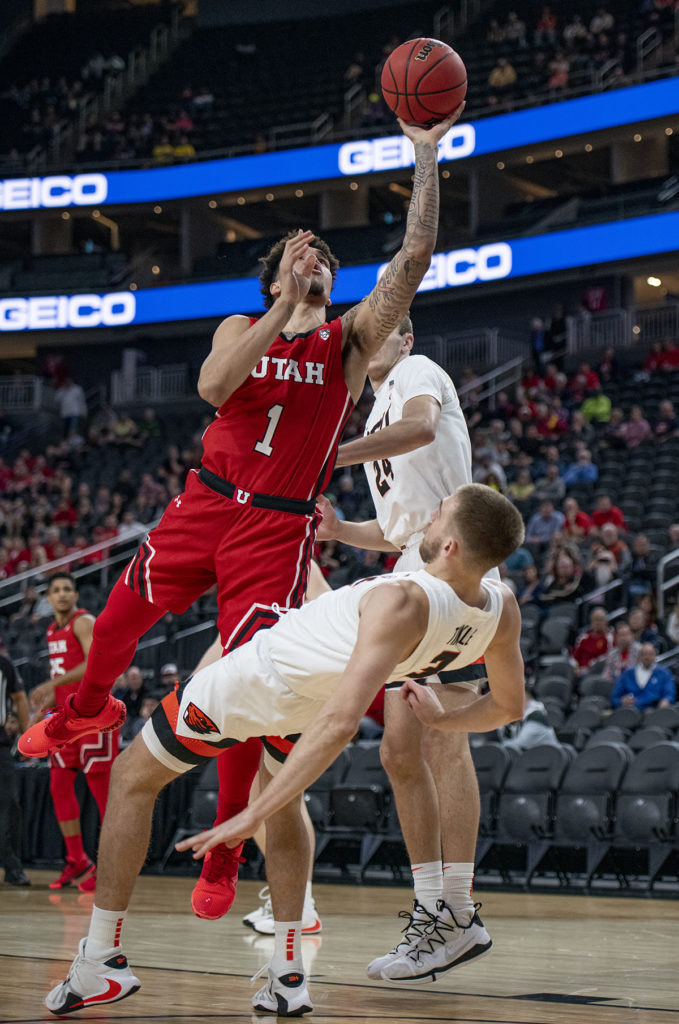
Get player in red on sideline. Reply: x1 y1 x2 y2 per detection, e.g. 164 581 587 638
29 572 119 892
19 106 464 925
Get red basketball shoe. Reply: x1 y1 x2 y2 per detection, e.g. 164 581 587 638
49 857 94 890
191 843 245 920
18 694 126 758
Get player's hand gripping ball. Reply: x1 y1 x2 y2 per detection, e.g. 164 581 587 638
381 37 467 127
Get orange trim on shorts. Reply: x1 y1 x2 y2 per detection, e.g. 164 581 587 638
160 689 229 759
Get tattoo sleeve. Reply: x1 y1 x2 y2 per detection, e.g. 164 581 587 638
363 141 439 341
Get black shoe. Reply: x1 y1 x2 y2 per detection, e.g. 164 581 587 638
5 868 30 886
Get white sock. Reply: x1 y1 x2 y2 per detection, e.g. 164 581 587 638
271 920 303 973
304 880 313 904
442 862 475 921
86 906 127 958
411 860 442 916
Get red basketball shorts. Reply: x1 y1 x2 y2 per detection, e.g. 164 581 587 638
49 728 120 773
122 469 318 649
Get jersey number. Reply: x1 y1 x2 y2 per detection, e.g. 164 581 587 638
368 409 393 496
373 457 393 497
407 650 460 680
254 404 284 457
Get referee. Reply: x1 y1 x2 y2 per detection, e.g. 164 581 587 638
0 638 30 886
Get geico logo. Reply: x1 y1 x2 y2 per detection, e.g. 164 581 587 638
0 293 136 331
377 243 513 290
338 125 476 175
0 173 108 210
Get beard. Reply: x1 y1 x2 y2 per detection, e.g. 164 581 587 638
419 533 442 564
307 277 326 297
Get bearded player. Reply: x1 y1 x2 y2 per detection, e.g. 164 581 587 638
20 108 466 930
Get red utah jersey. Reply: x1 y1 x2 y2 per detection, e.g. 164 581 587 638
47 608 89 705
201 316 353 500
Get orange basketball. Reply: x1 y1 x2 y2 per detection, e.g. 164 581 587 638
381 37 467 127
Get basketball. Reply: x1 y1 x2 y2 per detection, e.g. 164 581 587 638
381 37 467 126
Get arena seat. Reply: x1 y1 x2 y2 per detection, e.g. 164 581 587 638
160 758 219 870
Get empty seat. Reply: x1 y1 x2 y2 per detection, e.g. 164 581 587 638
628 726 671 753
607 707 643 731
615 742 679 844
495 745 572 842
535 675 573 708
553 742 631 845
471 743 514 836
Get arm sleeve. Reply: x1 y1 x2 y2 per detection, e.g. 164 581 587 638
610 670 628 708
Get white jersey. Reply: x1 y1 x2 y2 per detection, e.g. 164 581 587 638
143 570 506 773
263 569 503 698
364 355 472 550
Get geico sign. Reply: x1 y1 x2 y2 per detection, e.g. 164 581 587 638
0 293 136 331
338 125 476 175
0 173 108 211
377 243 513 290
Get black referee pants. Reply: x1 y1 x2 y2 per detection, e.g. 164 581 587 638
0 746 24 875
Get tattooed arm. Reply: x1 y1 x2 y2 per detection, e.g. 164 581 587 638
341 106 464 400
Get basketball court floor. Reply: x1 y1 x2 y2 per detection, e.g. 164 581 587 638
1 873 677 1023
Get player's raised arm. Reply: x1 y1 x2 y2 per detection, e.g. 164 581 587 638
198 229 317 406
176 582 428 856
335 393 441 467
340 107 464 398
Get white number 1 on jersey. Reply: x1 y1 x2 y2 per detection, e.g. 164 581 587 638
254 404 284 456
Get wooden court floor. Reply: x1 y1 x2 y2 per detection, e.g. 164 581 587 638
1 872 677 1023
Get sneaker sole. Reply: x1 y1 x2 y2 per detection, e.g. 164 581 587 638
252 995 313 1017
48 864 94 890
251 918 322 936
47 983 141 1016
381 940 493 985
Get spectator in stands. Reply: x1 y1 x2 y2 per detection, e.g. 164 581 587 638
600 522 631 570
564 408 596 451
625 534 656 599
504 11 527 48
129 696 160 739
591 494 627 533
525 499 565 550
611 642 675 710
600 407 626 449
535 5 558 45
539 547 591 607
517 563 542 606
152 134 174 163
563 13 589 49
562 448 599 488
572 606 613 675
174 134 196 161
158 663 179 694
659 337 679 370
666 602 679 645
601 620 640 681
533 463 565 505
191 85 214 117
500 683 560 750
343 51 366 86
138 407 164 442
570 362 601 403
586 540 619 589
54 377 87 439
473 449 507 490
653 400 679 443
487 58 517 108
507 467 535 514
620 405 652 448
628 606 663 652
580 387 611 426
562 496 592 540
116 665 148 724
486 19 506 45
668 523 679 551
547 51 570 91
589 8 615 34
